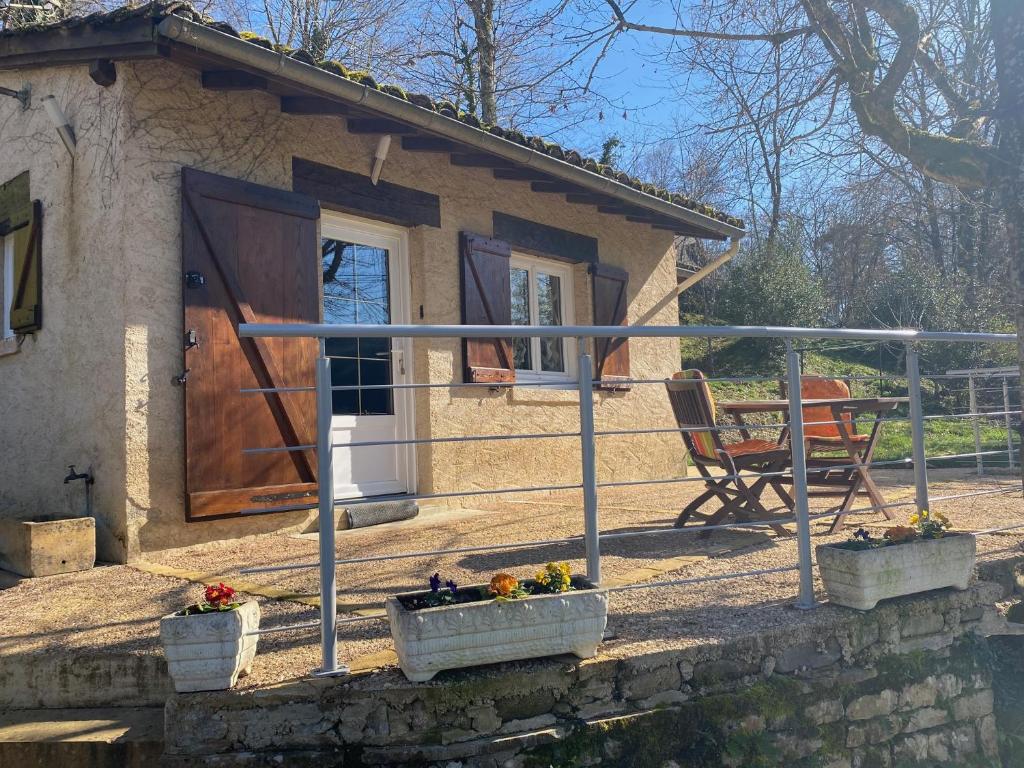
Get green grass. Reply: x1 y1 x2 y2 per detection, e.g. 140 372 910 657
678 320 1019 468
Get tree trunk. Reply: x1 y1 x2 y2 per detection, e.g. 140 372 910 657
991 0 1024 476
467 0 497 124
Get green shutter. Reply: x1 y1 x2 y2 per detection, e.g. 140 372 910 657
10 201 42 333
0 172 41 334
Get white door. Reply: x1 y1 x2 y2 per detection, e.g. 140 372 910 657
321 214 414 499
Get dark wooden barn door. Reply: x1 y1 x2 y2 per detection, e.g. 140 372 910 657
182 168 321 519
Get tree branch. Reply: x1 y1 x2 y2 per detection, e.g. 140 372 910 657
603 0 813 45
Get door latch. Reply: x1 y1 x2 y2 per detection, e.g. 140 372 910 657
184 329 199 350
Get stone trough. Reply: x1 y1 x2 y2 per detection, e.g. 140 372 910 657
0 515 95 578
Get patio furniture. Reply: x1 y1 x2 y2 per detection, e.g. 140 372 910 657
665 371 793 534
719 391 907 533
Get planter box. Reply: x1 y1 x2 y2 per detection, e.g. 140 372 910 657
159 601 260 692
816 534 976 611
386 581 608 682
0 515 95 577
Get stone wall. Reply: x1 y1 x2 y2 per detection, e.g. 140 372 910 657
162 583 1008 767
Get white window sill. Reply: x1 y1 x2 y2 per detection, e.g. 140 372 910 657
0 336 19 358
514 372 577 391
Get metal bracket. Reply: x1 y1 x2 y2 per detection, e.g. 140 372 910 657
185 328 199 350
185 271 206 289
173 368 190 386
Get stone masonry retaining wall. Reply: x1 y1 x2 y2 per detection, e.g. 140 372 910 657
162 581 1010 767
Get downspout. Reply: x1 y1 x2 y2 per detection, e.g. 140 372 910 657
673 237 741 297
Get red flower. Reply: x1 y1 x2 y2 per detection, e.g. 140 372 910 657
204 583 236 608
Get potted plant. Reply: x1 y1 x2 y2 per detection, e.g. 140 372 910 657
385 563 608 682
159 583 260 692
816 510 975 611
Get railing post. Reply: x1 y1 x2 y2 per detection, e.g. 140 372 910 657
1004 376 1015 470
577 338 601 585
905 343 930 515
968 373 983 475
315 339 346 676
785 340 815 610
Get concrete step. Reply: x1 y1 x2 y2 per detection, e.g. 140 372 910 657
0 706 164 768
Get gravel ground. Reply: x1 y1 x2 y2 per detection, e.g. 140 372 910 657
3 468 1022 689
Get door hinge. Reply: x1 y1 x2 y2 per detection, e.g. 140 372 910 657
185 329 199 350
184 271 206 289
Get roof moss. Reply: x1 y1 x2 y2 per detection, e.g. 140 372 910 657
1 0 744 230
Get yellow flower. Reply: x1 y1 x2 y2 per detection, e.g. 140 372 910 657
909 514 919 525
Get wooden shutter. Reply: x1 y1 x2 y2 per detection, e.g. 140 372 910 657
0 171 42 334
182 167 321 519
460 232 515 383
590 263 630 390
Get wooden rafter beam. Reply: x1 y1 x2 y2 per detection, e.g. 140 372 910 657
346 118 416 134
201 69 267 91
450 153 515 168
493 168 550 181
401 136 457 152
280 96 348 115
530 181 581 194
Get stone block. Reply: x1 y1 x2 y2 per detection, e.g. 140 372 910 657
903 707 948 733
932 673 964 701
690 659 758 688
0 515 95 577
977 713 999 758
775 640 842 674
846 690 897 721
898 681 937 711
804 698 844 726
896 631 954 655
900 612 945 638
846 715 901 748
951 689 994 721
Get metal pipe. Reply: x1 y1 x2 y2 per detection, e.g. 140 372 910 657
578 342 601 584
607 565 800 593
239 322 1017 344
968 374 983 475
1005 376 1016 470
674 237 740 295
314 348 345 676
785 340 815 610
156 16 743 240
905 343 930 515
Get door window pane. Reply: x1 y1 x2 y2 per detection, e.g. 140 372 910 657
510 266 532 371
322 239 393 415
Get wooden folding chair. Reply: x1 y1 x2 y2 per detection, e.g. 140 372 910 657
665 371 793 534
792 377 892 532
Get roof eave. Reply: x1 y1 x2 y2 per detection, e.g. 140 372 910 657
156 15 745 241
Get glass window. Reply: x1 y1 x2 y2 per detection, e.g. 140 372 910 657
322 239 394 415
509 254 574 380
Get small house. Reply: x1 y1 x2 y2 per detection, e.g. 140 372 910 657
0 3 744 562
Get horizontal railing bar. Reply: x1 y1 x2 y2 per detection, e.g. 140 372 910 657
246 621 321 636
606 565 800 593
973 520 1024 536
931 487 1021 503
333 431 581 449
240 322 1017 344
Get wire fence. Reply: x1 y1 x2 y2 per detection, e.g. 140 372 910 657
232 322 1022 676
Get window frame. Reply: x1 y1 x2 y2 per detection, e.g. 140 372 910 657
2 235 12 340
509 252 577 383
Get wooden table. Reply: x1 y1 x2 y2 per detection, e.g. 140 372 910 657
718 397 908 530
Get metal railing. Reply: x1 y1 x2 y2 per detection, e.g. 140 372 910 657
235 322 1021 676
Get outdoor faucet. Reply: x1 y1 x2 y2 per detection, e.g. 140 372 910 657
63 465 94 485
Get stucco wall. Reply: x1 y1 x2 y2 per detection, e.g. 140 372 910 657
3 58 691 559
0 65 132 561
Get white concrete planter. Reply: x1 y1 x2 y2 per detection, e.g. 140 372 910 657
386 581 608 682
816 534 976 611
159 600 260 692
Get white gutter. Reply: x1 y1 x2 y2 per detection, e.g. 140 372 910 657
156 15 744 240
673 237 740 296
